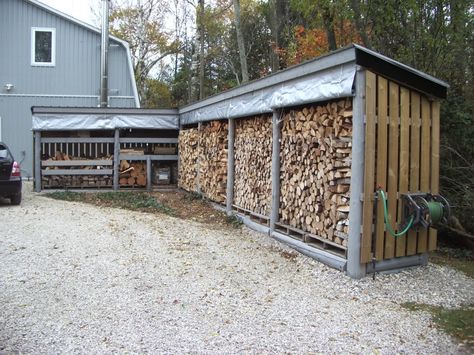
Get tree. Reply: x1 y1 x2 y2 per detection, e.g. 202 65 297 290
232 0 249 83
109 0 180 104
141 78 173 108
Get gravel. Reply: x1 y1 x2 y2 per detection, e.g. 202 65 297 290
1 184 473 354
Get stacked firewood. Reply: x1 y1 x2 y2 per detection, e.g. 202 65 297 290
178 128 199 191
42 175 112 188
41 151 113 188
233 115 272 215
279 99 353 246
118 160 146 187
198 120 228 203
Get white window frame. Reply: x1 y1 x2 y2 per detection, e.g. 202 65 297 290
31 27 56 67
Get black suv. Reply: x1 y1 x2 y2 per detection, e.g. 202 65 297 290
0 142 22 205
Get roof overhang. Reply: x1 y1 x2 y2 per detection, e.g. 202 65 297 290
353 44 448 99
31 107 179 131
178 44 448 125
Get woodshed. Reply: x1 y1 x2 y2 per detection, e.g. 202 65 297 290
177 44 448 278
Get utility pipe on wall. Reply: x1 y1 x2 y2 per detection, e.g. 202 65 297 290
100 0 110 108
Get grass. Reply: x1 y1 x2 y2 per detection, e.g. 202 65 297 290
226 214 243 228
47 190 83 202
429 247 474 279
183 191 206 202
47 191 175 216
402 302 474 349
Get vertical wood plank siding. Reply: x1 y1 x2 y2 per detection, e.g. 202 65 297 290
429 102 441 251
361 71 441 262
406 93 421 255
374 77 388 260
360 71 377 263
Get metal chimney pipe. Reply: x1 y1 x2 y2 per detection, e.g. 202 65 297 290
100 0 110 107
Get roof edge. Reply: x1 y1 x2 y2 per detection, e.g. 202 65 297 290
354 44 448 99
31 106 178 115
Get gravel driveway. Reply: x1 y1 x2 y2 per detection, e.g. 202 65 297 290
1 184 473 354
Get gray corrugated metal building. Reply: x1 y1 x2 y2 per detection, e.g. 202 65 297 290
0 0 139 177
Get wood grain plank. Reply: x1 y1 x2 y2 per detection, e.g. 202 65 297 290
418 97 431 253
406 92 421 255
361 71 377 263
385 81 400 260
375 77 388 260
396 87 410 256
429 101 440 251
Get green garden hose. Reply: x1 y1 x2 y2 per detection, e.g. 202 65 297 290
377 189 414 238
423 201 444 224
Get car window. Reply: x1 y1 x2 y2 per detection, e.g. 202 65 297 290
0 146 10 159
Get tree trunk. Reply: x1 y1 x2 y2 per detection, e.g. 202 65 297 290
233 0 249 83
350 0 372 49
322 7 337 51
198 0 205 100
269 0 290 72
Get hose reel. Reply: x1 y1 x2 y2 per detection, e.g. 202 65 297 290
376 189 451 238
400 193 450 230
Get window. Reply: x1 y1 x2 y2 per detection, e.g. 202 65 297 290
31 27 56 66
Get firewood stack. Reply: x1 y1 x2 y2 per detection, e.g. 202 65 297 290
178 128 199 191
279 99 353 246
198 121 228 203
41 151 113 188
233 115 273 215
118 160 147 187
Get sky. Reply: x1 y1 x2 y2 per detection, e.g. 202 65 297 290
37 0 100 27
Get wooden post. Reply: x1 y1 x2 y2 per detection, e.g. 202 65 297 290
34 131 42 192
270 109 281 231
146 155 152 192
113 128 120 190
226 118 235 215
347 67 367 279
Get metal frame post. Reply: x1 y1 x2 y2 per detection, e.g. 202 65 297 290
347 67 367 279
34 131 42 192
270 109 282 231
146 155 152 191
113 128 120 190
226 118 235 215
196 122 202 193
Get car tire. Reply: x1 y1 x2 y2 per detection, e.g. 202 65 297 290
10 193 21 205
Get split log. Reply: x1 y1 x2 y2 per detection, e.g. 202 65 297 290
178 128 199 191
279 98 353 245
233 115 272 215
198 120 228 203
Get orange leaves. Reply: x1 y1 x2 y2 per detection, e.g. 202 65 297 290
282 22 362 66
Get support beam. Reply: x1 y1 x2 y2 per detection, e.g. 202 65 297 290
347 67 367 279
34 131 41 192
113 128 120 190
146 155 152 192
270 109 282 231
226 118 235 215
196 122 202 193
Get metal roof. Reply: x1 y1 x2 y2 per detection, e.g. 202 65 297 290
353 44 448 98
32 107 178 116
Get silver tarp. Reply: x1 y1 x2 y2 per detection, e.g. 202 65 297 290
32 113 179 131
180 64 356 125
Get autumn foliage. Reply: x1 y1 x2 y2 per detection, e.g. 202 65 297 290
282 22 362 66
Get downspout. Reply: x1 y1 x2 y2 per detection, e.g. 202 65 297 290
100 0 110 108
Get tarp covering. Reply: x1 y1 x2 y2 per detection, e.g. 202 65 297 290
32 113 179 131
180 64 356 125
